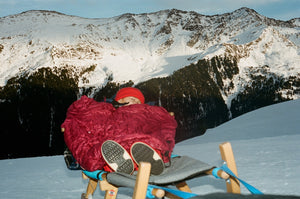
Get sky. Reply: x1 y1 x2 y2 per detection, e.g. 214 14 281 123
0 0 299 21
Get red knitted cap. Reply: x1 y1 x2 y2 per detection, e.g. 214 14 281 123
115 87 145 104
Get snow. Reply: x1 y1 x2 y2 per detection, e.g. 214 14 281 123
175 99 300 195
1 99 300 198
238 27 299 78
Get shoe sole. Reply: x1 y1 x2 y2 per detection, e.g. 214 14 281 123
101 140 134 174
131 142 164 175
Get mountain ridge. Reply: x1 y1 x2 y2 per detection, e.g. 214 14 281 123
1 7 299 105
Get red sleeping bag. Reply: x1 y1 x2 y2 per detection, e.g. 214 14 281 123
62 95 177 171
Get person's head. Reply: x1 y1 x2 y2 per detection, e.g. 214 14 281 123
115 87 145 106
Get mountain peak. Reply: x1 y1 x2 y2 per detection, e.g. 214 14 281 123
235 7 260 14
6 10 68 19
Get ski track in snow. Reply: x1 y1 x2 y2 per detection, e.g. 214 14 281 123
0 100 300 198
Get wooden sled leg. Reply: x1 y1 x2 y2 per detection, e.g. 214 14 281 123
99 173 119 199
81 177 98 199
219 142 241 194
132 162 165 199
133 162 152 199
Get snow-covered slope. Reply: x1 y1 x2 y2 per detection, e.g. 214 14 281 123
0 8 299 95
175 99 300 195
0 99 299 198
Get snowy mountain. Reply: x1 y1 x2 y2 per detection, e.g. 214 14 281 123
0 8 299 97
1 99 299 199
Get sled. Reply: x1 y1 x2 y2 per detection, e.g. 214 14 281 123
80 142 240 199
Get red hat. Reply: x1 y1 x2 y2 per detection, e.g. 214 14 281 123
115 87 145 104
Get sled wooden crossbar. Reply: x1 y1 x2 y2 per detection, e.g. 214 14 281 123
81 142 240 199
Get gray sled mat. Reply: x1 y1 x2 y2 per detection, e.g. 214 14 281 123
106 156 214 187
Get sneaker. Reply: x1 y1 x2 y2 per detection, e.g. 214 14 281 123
131 142 164 175
101 140 134 174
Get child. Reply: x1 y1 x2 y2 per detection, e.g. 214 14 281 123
62 87 177 175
